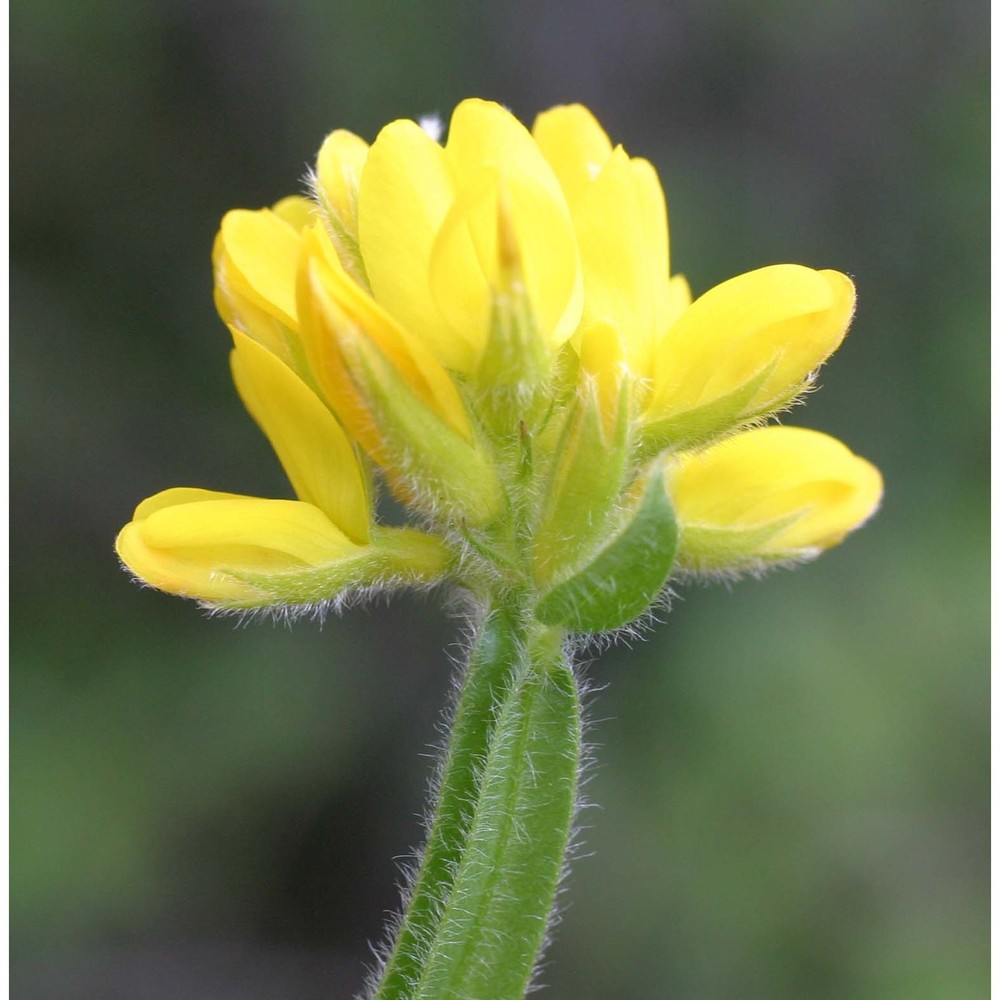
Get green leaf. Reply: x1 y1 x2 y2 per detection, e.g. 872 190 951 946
535 471 678 632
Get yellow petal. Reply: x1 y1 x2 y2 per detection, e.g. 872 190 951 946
441 99 583 356
271 195 315 232
662 273 692 332
117 492 360 603
429 168 583 362
572 147 655 373
532 103 613 208
668 426 883 564
649 265 855 420
229 328 371 543
133 487 247 520
630 157 671 332
213 242 287 365
138 497 354 563
357 118 460 367
215 208 302 330
315 129 369 236
446 99 566 206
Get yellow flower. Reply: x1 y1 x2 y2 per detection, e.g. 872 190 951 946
116 488 449 608
212 198 314 378
119 99 881 617
644 265 855 448
111 102 891 1000
534 104 678 382
666 426 883 572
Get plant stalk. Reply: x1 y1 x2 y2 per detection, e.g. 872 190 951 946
370 598 580 1000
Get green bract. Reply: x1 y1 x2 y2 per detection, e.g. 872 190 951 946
536 468 679 632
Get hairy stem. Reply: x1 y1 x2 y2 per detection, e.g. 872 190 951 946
370 601 580 1000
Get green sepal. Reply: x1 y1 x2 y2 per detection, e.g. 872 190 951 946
532 377 630 586
348 336 504 526
215 526 453 608
314 188 372 294
477 280 548 395
637 361 786 459
535 468 678 632
674 513 804 574
471 292 555 454
408 629 580 1000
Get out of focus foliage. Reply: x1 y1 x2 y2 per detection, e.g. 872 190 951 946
11 2 987 997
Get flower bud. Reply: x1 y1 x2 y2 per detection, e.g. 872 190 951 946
116 490 364 606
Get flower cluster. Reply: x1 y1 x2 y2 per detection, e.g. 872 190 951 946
117 100 881 626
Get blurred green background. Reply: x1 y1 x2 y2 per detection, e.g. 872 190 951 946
11 1 988 997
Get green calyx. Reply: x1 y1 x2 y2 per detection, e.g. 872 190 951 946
216 526 455 609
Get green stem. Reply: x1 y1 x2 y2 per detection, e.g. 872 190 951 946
371 602 525 998
370 601 581 1000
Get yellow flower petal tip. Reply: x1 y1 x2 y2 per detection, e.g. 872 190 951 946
667 426 883 572
215 207 302 330
532 104 613 208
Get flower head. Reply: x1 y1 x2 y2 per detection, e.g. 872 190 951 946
118 99 881 624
